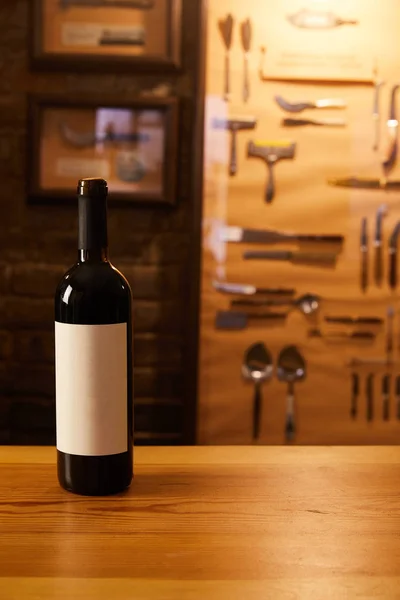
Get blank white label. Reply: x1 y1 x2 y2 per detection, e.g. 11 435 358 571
55 322 128 456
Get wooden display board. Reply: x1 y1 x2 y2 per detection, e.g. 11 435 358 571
198 0 400 444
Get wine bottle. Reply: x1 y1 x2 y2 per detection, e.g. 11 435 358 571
55 178 133 495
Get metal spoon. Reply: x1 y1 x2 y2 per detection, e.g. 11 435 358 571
231 293 320 316
277 346 306 443
242 343 273 441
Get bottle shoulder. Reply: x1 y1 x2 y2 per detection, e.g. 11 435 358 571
56 261 132 305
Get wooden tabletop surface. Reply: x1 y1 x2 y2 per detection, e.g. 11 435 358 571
1 446 400 599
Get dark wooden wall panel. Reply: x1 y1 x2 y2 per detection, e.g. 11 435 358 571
0 0 203 445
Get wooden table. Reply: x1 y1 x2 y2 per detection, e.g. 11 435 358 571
1 446 400 599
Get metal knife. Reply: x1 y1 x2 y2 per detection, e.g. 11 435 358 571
382 374 391 421
382 84 400 184
243 250 337 265
374 205 388 287
325 316 383 325
275 94 347 113
386 306 395 361
366 374 374 422
360 218 368 292
373 64 385 151
309 329 375 341
215 310 287 331
389 222 400 290
222 226 344 245
282 117 346 127
351 373 359 419
212 281 296 296
328 177 400 190
396 376 400 420
286 9 358 30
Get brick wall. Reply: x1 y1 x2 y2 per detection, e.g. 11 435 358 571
0 1 202 445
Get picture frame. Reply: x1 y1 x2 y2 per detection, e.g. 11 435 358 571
30 0 182 72
27 95 179 206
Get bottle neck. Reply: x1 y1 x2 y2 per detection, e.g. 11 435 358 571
78 195 109 263
79 248 109 262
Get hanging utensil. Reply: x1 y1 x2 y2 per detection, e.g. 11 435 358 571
218 14 234 102
275 95 346 114
351 373 359 419
215 310 287 331
386 306 395 361
212 281 296 297
382 84 400 185
389 222 400 290
372 64 385 152
382 374 391 421
282 117 347 128
309 329 376 342
396 376 400 420
366 373 374 422
286 8 358 29
325 316 383 325
243 249 337 266
247 140 296 203
360 217 368 293
222 225 344 245
240 19 252 103
231 293 320 316
242 343 273 441
328 177 400 190
374 205 388 287
277 346 306 443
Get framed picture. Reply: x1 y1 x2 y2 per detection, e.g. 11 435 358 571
30 0 182 72
27 95 179 206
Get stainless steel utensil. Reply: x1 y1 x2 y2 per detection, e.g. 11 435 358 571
396 376 400 420
240 19 252 103
386 306 395 361
242 342 273 441
309 329 375 342
218 14 234 102
222 225 344 245
382 84 400 185
275 95 347 113
360 217 368 292
286 8 358 29
243 250 337 266
389 222 400 290
351 373 359 419
215 310 287 331
282 117 346 127
325 316 383 325
212 281 296 297
277 346 306 443
372 64 385 151
382 374 391 421
374 204 388 287
231 293 320 316
366 374 374 422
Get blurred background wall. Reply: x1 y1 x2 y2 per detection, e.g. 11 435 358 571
0 0 203 445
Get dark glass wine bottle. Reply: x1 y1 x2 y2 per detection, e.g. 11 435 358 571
55 178 133 496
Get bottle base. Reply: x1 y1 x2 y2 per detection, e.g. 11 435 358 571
57 449 133 496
